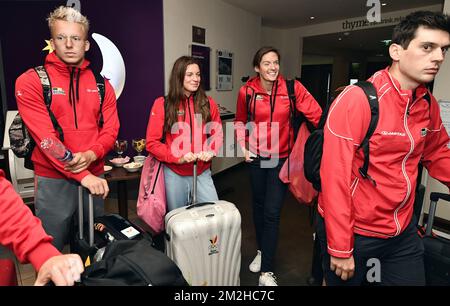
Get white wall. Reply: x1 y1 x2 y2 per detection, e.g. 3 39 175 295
422 0 450 222
163 0 261 113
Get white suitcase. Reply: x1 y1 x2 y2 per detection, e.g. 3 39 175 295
165 163 241 286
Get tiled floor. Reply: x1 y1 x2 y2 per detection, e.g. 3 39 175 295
11 162 316 286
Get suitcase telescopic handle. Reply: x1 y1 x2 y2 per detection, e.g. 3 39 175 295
78 186 94 247
430 192 450 203
425 192 450 237
186 201 216 210
187 160 216 209
192 161 198 205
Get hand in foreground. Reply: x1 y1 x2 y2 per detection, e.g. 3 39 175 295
65 150 97 173
330 255 355 281
34 254 84 286
81 174 109 199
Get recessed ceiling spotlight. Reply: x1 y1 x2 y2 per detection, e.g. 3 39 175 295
343 32 350 36
338 37 342 41
310 16 315 20
382 3 387 6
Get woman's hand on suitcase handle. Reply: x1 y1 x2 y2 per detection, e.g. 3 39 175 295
330 255 355 281
178 152 197 164
196 151 215 162
34 254 84 286
81 174 110 199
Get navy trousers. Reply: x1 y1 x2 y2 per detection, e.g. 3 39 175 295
247 157 288 273
316 214 425 286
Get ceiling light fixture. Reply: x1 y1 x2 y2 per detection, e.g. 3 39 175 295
382 3 387 6
338 37 342 41
310 16 315 20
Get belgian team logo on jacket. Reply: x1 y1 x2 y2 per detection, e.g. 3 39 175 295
52 87 66 95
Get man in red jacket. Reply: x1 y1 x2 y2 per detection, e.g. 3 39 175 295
0 170 83 286
317 11 450 285
15 6 119 251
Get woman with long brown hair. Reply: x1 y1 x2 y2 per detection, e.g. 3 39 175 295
146 56 223 211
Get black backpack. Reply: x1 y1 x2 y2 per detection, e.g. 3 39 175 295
9 66 105 170
303 81 380 191
81 239 188 286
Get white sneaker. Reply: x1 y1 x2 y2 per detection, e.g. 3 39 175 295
249 250 261 272
259 272 278 286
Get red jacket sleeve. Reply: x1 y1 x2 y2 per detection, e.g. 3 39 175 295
234 86 248 150
422 97 450 188
203 97 223 155
88 79 120 161
0 171 60 271
294 81 322 127
145 97 179 163
320 86 370 258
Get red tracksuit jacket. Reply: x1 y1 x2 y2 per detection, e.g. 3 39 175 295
234 75 322 157
319 68 450 258
0 170 60 271
146 95 223 176
15 52 120 182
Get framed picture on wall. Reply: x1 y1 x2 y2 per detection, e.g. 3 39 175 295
216 50 233 91
190 44 211 91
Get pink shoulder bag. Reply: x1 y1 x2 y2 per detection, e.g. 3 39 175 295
137 155 166 234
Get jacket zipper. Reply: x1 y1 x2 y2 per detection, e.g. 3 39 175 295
187 96 193 145
71 68 79 129
394 97 413 236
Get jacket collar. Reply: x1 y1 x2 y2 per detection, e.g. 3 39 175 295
245 74 285 94
45 52 90 74
383 67 428 101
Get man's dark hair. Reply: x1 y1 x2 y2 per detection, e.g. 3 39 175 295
392 11 450 49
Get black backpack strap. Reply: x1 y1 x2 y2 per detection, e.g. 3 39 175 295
286 79 296 113
34 66 51 106
286 79 300 130
34 66 64 142
354 81 379 186
92 71 105 128
286 79 305 180
245 86 255 123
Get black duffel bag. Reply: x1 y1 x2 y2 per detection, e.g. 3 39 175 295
81 239 188 286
